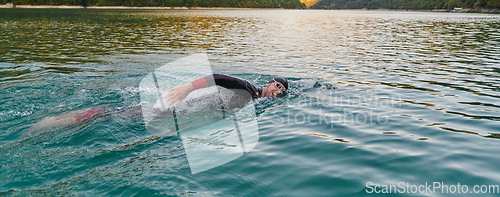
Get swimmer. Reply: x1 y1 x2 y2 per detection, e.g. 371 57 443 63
166 74 288 105
24 74 288 138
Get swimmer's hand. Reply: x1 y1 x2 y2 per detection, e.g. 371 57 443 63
165 83 194 106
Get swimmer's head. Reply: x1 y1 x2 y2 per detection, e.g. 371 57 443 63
262 76 288 98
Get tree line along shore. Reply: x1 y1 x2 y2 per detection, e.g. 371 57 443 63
0 0 306 9
310 0 500 11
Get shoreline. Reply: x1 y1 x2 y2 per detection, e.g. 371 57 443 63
0 4 287 9
402 8 500 13
0 4 498 13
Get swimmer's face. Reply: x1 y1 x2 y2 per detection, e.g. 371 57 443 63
262 81 286 98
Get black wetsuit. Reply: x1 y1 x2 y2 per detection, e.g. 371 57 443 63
145 74 260 133
23 74 263 138
203 74 262 99
91 74 260 121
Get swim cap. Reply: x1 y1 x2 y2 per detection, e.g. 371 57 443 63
269 77 288 90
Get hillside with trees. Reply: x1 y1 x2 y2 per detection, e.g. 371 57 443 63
0 0 306 8
310 0 500 10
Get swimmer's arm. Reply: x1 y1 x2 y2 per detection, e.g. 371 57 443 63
165 74 251 105
165 82 194 106
200 74 254 92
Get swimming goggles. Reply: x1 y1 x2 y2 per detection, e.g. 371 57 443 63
273 79 285 91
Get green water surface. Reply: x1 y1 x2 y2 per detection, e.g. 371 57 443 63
1 9 500 196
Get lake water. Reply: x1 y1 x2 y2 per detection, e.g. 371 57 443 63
1 9 499 196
